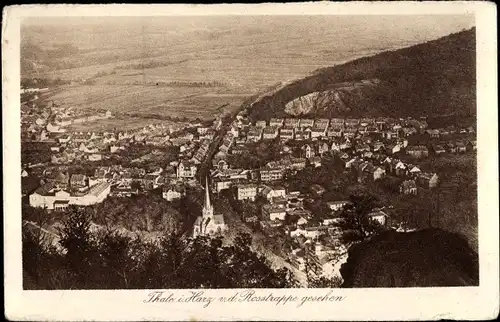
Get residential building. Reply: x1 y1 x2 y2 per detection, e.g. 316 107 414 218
69 174 87 188
418 173 440 189
309 156 322 168
343 128 357 139
330 118 345 128
373 141 385 152
433 144 446 155
213 179 232 193
400 180 418 195
409 166 421 175
299 118 314 128
197 127 210 135
326 200 350 211
311 127 327 138
360 118 374 127
260 185 286 201
262 204 287 221
402 127 417 137
410 119 428 131
327 128 343 138
284 118 300 128
247 127 263 142
255 120 267 128
294 130 309 141
279 127 295 141
315 119 329 129
426 129 440 138
310 184 326 197
456 141 467 153
263 126 279 140
467 140 477 152
406 145 429 158
367 210 388 226
394 161 408 176
446 142 458 153
177 160 197 178
385 130 399 140
318 142 329 155
213 158 229 171
345 119 360 128
237 184 258 201
260 168 284 182
162 184 185 201
289 157 307 170
111 185 139 198
373 167 386 180
269 118 284 127
303 144 314 159
88 153 102 162
355 144 371 154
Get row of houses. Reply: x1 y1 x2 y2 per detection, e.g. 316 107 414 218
253 117 431 131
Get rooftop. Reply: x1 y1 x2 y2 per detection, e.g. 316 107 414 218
88 182 111 197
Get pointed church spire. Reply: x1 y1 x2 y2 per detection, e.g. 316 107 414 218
204 177 211 210
203 177 213 218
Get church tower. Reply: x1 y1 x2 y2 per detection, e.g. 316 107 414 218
202 177 214 218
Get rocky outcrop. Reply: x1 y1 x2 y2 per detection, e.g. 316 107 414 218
340 229 479 287
284 79 381 116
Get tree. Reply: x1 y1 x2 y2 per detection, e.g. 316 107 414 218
97 230 135 288
58 206 97 287
337 194 384 244
25 215 299 289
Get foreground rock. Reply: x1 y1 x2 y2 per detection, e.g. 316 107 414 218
340 228 479 287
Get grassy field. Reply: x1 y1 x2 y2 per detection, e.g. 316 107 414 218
41 82 252 126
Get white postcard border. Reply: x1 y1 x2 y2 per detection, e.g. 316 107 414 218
3 2 498 321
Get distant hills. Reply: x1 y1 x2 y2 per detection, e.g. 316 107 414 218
340 229 479 287
248 28 476 120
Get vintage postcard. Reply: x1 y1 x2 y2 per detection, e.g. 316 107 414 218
3 2 499 321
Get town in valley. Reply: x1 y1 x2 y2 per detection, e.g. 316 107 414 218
20 16 478 289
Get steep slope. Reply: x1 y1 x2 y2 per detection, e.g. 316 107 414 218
248 28 476 120
340 229 479 287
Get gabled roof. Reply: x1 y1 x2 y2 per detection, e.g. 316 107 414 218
70 173 87 182
88 182 110 197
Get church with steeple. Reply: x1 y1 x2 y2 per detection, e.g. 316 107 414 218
192 178 228 238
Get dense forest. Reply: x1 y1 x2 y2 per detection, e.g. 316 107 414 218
248 28 475 120
23 206 299 289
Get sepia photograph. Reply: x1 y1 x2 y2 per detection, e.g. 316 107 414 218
3 2 498 321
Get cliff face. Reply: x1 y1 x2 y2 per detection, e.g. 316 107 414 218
284 79 382 116
340 229 479 288
248 28 476 120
